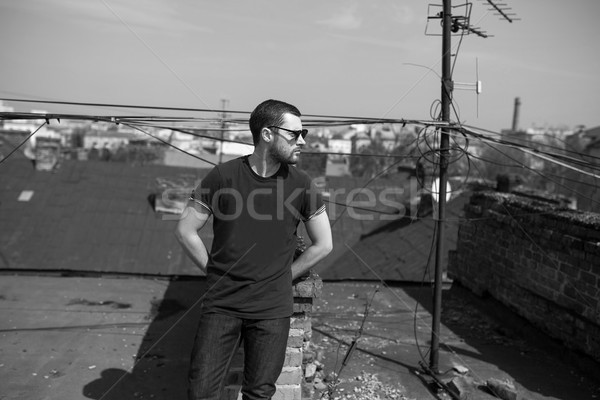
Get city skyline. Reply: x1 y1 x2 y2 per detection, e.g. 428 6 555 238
1 0 599 133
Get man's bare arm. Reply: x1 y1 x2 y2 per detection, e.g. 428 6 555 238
291 211 333 280
174 202 211 274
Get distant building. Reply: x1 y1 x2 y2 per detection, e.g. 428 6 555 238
325 156 350 177
0 101 14 128
34 137 61 171
220 141 254 156
352 131 372 152
2 119 45 134
582 126 600 150
328 138 352 154
83 129 143 150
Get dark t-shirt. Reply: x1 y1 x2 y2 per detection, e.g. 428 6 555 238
192 156 325 319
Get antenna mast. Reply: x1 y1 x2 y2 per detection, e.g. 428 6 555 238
425 0 517 375
429 0 452 373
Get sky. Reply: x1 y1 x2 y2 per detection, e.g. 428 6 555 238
1 0 599 133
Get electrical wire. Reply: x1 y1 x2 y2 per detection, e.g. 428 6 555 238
323 199 400 215
467 149 599 190
461 123 600 166
2 5 591 396
2 106 598 400
0 121 47 165
0 97 439 128
324 286 380 399
395 42 600 380
447 125 600 178
122 123 217 166
0 97 249 116
329 139 424 234
478 140 600 207
2 108 597 215
437 128 600 208
2 106 598 323
461 127 600 184
461 156 600 317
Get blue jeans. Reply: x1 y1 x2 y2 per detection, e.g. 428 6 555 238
188 312 290 400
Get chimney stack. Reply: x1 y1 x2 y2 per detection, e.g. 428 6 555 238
511 97 521 132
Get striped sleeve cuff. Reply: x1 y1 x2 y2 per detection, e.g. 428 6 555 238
305 204 326 221
189 191 213 214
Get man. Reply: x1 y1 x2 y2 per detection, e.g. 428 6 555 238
175 99 333 400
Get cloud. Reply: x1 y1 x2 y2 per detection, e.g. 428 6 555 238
390 4 417 25
316 3 362 30
326 32 416 52
39 0 212 36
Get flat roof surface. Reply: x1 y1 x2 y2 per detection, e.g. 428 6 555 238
1 274 599 400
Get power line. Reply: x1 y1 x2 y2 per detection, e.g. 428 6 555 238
0 121 47 165
2 109 597 183
123 123 217 166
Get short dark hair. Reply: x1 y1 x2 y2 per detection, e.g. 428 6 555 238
249 99 301 146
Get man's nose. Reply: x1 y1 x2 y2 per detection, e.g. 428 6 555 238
296 134 306 145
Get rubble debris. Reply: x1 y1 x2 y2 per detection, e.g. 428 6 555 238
446 376 500 400
445 375 518 400
317 371 413 400
452 364 469 375
486 378 517 400
48 369 65 378
67 298 131 309
305 362 318 381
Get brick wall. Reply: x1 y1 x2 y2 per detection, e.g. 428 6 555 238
222 273 323 400
448 191 600 362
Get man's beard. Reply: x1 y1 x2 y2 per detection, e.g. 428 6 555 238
269 145 299 165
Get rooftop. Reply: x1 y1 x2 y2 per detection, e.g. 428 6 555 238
1 274 599 399
1 140 599 399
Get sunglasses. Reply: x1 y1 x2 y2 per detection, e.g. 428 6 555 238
268 126 308 141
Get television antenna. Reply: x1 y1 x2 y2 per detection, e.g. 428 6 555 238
422 0 518 382
426 2 490 38
454 58 482 116
479 0 520 23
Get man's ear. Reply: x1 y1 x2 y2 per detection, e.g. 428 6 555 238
261 127 273 143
